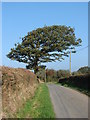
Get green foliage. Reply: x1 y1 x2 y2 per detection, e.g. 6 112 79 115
57 70 70 78
7 25 82 73
36 68 70 82
72 71 82 76
36 69 70 82
72 66 90 76
58 74 89 96
46 69 58 82
78 66 90 74
36 68 45 81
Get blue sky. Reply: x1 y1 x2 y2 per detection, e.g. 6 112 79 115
2 2 88 72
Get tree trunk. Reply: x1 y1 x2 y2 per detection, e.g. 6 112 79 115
34 57 38 74
34 67 38 74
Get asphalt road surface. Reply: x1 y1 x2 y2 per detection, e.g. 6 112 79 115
47 84 88 118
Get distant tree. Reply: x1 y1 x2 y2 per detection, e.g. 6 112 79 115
46 69 57 82
77 66 90 74
72 71 82 76
36 65 46 81
57 70 70 78
7 25 82 74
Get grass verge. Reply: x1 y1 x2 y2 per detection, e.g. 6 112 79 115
16 83 55 118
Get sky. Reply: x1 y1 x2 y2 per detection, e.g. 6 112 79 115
2 2 88 72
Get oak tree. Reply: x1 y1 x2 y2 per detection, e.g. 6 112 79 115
7 25 82 74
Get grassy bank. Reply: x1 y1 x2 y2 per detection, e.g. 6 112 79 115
58 74 89 96
16 83 55 118
57 83 89 96
2 66 38 117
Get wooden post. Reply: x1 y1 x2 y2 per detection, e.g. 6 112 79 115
70 51 71 75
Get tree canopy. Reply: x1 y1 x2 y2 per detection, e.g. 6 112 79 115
7 25 82 73
78 66 90 74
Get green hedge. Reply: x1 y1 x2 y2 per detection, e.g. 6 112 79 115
58 74 89 96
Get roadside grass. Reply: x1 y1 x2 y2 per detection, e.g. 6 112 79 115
16 83 55 118
56 82 89 96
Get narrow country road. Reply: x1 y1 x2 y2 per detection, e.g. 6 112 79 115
47 84 88 118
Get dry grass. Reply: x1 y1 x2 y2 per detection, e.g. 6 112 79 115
1 66 38 118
